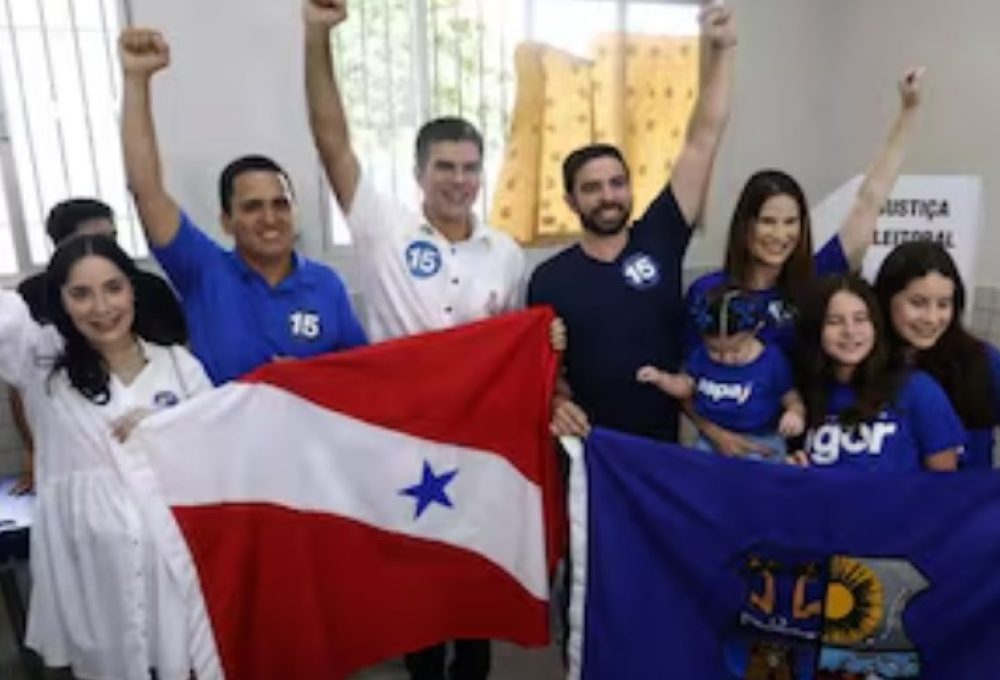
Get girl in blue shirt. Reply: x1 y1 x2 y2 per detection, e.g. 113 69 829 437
793 274 961 471
875 241 1000 470
687 69 924 457
638 287 804 461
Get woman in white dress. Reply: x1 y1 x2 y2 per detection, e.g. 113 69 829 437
0 234 210 679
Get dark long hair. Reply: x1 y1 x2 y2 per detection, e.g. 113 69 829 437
46 236 164 404
796 274 902 429
724 170 815 301
874 241 994 427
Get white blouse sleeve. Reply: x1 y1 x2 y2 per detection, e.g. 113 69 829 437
0 288 61 388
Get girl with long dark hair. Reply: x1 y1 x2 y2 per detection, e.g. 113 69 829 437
0 235 209 678
793 274 960 471
874 240 1000 469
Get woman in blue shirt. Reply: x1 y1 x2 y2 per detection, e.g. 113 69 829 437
875 241 1000 470
793 274 961 471
687 69 923 456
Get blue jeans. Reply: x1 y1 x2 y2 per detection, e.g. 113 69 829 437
694 432 788 462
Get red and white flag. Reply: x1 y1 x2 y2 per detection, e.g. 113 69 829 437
127 308 563 680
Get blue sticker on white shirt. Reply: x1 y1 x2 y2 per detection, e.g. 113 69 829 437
152 391 180 408
622 253 661 290
406 241 443 279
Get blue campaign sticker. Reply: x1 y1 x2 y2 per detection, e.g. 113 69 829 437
621 252 661 290
152 390 180 408
405 240 443 279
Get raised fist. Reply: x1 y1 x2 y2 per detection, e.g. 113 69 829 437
119 28 170 77
700 4 737 51
899 66 925 111
303 0 348 28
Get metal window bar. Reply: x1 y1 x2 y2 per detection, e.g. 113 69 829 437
382 0 398 198
67 0 105 201
109 0 144 255
35 0 74 199
0 0 133 270
1 0 49 268
0 70 31 275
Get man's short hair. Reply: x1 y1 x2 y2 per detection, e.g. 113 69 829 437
45 198 114 245
218 155 294 215
415 117 483 170
562 144 630 194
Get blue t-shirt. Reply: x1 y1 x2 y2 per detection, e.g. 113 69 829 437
528 185 691 442
153 213 367 384
805 371 965 472
960 342 1000 470
687 342 792 434
684 235 849 356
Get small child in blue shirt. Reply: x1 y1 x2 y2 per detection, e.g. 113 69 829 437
637 287 805 461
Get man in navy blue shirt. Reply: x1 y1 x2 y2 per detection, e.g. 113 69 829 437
528 5 737 443
119 28 366 384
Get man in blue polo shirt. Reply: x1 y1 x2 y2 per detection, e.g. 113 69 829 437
119 28 366 384
528 4 737 442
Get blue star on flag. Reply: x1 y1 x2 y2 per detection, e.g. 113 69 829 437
400 460 458 519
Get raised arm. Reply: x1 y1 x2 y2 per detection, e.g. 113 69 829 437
304 0 361 211
669 4 737 225
119 28 181 248
838 68 924 268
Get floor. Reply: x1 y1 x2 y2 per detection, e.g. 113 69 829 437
0 572 565 680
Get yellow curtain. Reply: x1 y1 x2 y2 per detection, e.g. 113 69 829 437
490 35 699 244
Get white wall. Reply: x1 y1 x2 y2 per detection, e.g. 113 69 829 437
128 0 999 283
129 0 329 255
690 0 840 270
695 0 1000 285
823 0 1000 285
128 0 846 278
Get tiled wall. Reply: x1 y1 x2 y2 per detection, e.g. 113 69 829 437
972 287 1000 346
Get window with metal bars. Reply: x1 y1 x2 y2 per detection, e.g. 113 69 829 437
0 0 700 270
0 0 138 276
328 0 700 245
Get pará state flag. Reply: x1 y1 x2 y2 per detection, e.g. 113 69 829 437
127 308 563 680
568 427 1000 680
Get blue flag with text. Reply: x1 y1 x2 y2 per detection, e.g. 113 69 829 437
568 427 1000 680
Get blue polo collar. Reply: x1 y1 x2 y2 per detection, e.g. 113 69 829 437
229 249 316 290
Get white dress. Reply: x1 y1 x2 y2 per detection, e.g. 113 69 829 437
0 289 211 680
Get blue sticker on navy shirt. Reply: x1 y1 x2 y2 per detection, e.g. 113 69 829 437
406 241 443 279
621 253 661 290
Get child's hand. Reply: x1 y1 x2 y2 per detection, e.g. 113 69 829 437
786 450 810 467
636 365 662 384
778 409 805 437
111 408 153 443
550 395 590 438
638 367 694 400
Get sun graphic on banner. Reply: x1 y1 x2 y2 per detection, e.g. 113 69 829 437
823 556 885 646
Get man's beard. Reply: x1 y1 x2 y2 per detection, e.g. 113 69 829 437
579 203 631 236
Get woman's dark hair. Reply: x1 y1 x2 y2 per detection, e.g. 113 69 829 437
688 284 765 338
724 170 815 301
874 240 994 427
796 274 902 429
45 235 165 404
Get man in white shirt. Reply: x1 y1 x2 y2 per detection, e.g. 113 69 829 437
304 3 524 346
304 1 528 678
